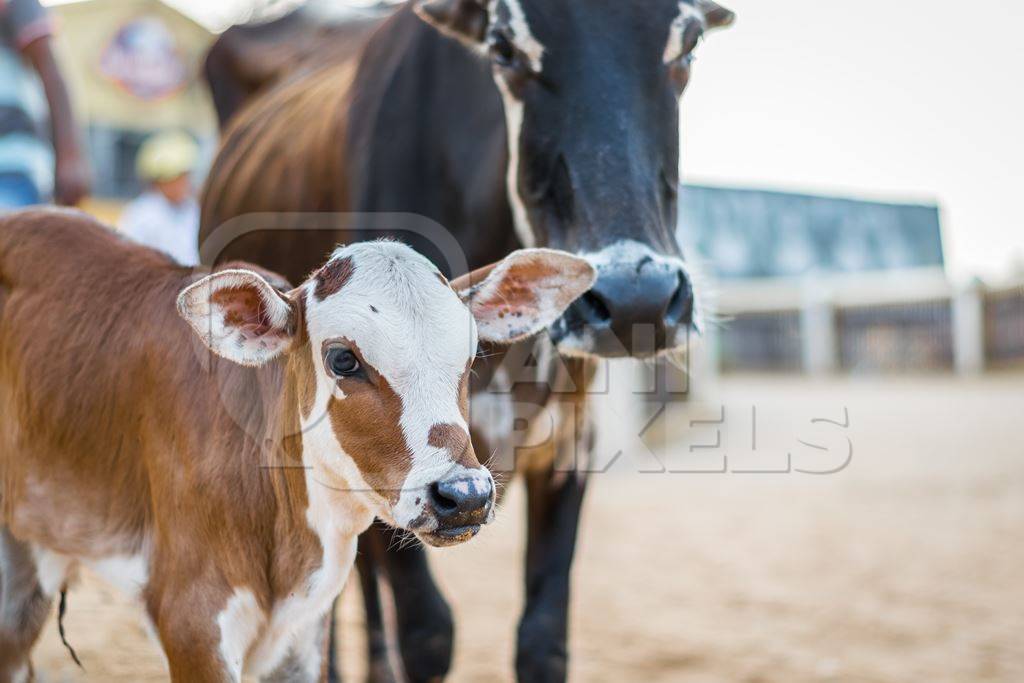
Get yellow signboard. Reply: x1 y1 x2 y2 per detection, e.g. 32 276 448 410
51 0 216 136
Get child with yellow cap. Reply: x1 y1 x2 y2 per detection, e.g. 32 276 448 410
119 131 200 265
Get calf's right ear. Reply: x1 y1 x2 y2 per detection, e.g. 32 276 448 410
178 270 297 367
451 249 597 345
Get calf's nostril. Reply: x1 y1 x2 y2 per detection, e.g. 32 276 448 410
429 476 493 521
429 481 459 513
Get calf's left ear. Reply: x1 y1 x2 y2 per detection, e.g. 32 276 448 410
178 270 297 366
452 249 597 345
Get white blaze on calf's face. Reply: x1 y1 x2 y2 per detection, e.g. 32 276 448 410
300 242 479 529
298 245 597 531
663 2 705 63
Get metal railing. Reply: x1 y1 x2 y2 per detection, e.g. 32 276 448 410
719 311 803 372
837 299 954 372
984 285 1024 367
708 269 1024 374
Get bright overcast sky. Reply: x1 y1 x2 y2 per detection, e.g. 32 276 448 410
45 0 1024 277
684 0 1024 279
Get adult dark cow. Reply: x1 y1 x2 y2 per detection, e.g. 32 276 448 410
201 1 735 681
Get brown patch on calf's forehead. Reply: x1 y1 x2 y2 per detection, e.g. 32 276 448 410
327 369 412 504
428 423 477 469
314 255 354 301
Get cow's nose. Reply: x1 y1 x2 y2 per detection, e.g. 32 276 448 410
567 259 692 356
429 474 493 526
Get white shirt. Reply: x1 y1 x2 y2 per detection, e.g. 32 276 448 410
119 192 200 266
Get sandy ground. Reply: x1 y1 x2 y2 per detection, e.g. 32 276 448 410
28 374 1024 682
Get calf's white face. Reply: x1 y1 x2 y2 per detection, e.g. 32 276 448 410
179 242 595 546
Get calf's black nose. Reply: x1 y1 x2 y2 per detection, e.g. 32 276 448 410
566 258 693 356
429 475 493 525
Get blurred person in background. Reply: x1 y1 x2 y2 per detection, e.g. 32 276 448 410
0 0 90 209
119 131 200 266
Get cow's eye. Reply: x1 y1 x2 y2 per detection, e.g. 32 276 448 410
488 31 518 69
326 348 361 377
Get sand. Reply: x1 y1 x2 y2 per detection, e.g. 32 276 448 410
27 374 1024 682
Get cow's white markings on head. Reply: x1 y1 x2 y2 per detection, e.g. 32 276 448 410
485 0 544 250
493 78 534 248
490 0 545 73
487 0 545 249
663 2 705 64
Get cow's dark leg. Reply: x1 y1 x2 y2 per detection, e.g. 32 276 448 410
515 465 588 683
354 532 397 683
364 525 454 683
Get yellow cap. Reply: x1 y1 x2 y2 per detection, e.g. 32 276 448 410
136 131 199 183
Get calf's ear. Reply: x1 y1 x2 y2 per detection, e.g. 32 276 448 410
178 270 297 366
414 0 489 44
452 249 597 345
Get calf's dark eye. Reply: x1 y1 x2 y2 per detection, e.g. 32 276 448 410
327 348 361 377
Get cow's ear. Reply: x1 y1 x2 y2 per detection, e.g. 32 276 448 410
698 0 736 30
178 270 297 366
414 0 489 45
452 249 597 345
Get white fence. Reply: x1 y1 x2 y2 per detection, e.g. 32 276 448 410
704 268 1024 375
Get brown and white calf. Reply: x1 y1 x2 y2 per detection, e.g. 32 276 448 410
0 209 595 682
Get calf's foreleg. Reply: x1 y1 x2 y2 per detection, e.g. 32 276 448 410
0 528 56 683
149 582 258 683
260 612 333 683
